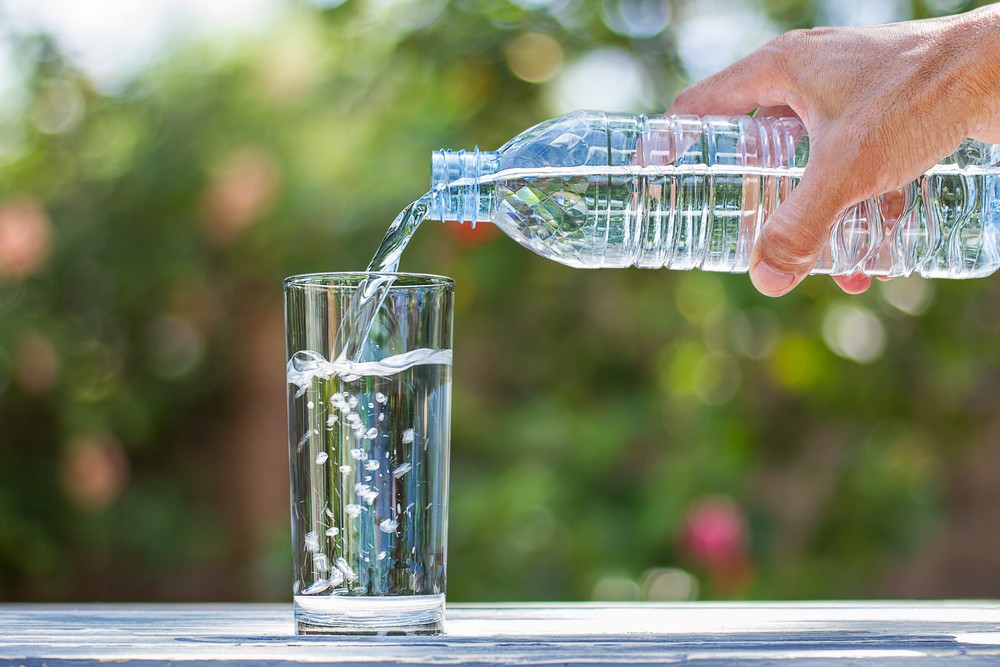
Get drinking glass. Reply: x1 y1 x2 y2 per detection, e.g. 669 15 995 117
284 272 453 634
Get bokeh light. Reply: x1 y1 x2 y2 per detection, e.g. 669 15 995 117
505 32 564 84
641 567 699 601
31 80 85 135
816 0 912 25
674 2 780 81
601 0 672 39
592 575 641 601
821 303 887 364
547 47 646 113
880 277 934 316
2 0 280 93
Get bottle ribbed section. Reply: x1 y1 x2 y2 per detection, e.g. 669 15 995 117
631 114 1000 278
429 149 499 224
633 114 808 272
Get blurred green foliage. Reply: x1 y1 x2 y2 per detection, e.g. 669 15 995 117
2 0 1000 603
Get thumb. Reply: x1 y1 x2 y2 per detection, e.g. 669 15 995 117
749 170 847 297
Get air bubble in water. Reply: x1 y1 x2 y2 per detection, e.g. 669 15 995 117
392 463 411 478
362 489 380 504
402 428 415 444
347 413 361 425
375 392 388 404
377 551 387 561
368 402 375 409
347 396 359 409
378 413 385 422
338 464 352 474
304 531 320 552
344 504 363 517
296 430 312 452
313 553 329 574
315 452 329 465
326 414 338 426
365 427 379 440
326 526 339 538
364 460 380 471
327 569 344 588
301 578 331 595
324 506 334 519
350 448 364 460
378 519 398 533
334 557 357 581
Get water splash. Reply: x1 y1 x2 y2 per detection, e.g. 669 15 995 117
287 347 453 389
335 195 431 363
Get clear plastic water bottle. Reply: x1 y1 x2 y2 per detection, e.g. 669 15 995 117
429 111 1000 278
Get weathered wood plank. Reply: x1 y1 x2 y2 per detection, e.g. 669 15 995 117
1 602 999 666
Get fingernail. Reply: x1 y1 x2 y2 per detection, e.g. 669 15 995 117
750 261 796 296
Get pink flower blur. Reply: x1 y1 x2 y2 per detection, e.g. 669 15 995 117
60 434 130 514
13 331 59 394
0 198 53 280
680 496 749 572
200 148 281 246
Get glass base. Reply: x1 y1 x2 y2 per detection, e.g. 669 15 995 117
294 594 445 635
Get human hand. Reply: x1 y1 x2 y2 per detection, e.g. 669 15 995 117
668 5 1000 296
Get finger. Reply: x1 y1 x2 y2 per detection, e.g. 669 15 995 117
833 273 872 294
971 126 1000 144
879 189 906 222
749 170 849 297
668 40 794 116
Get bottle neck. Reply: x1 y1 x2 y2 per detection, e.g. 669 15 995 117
429 148 499 224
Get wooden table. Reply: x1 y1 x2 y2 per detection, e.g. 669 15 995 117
2 602 1000 665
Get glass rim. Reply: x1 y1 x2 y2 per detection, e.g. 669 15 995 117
284 271 454 291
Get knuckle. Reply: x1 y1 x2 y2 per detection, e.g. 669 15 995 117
759 229 824 272
763 27 832 89
768 29 812 58
776 26 831 49
769 29 801 54
757 204 832 272
758 32 802 87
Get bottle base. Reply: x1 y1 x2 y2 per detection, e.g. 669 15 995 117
293 593 445 635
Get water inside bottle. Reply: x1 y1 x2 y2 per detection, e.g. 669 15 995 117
428 159 1000 276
